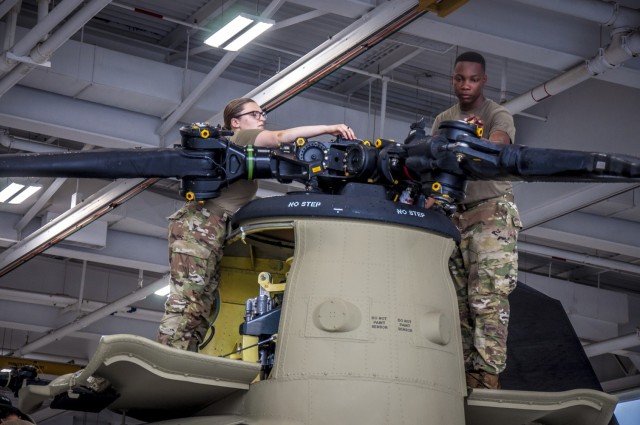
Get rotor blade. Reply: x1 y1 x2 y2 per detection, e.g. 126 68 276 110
462 144 640 183
0 148 217 179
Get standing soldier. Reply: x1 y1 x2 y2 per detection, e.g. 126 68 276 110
431 51 522 389
157 97 356 351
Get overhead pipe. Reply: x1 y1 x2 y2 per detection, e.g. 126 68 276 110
77 260 87 313
37 0 50 21
499 57 508 104
0 0 112 96
8 274 169 357
2 0 21 52
0 287 84 308
583 329 640 358
29 0 112 65
11 0 83 55
507 0 640 117
0 62 30 96
0 0 20 22
504 28 640 114
0 131 69 153
0 287 162 322
513 0 640 30
380 77 389 137
0 0 85 74
36 0 50 43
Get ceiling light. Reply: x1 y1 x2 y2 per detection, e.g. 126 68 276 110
8 185 41 204
0 182 25 202
204 13 274 51
154 285 171 296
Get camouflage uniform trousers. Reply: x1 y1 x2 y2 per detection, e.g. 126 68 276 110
449 195 522 375
157 201 228 351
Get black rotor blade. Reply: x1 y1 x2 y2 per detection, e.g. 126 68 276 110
461 144 640 183
0 149 218 179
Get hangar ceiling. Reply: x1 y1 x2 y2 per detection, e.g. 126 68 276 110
0 0 640 421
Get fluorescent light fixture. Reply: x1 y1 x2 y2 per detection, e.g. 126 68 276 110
204 13 274 51
224 21 273 51
0 182 24 202
154 285 171 296
205 15 253 48
9 185 42 204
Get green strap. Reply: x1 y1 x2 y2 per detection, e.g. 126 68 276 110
247 145 254 180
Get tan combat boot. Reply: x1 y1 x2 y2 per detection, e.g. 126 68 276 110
466 371 501 389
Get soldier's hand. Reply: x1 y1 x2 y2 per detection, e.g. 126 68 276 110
465 114 484 128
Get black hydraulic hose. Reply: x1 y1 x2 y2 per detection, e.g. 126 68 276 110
198 288 221 351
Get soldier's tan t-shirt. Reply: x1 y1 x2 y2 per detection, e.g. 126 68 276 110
431 99 515 205
203 128 263 215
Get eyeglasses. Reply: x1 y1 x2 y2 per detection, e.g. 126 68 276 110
236 110 267 120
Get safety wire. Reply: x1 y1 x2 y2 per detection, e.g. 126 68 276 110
220 335 277 358
192 134 230 188
197 288 221 350
215 137 230 187
182 29 190 100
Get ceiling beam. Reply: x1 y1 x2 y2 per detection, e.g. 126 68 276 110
0 85 167 149
584 331 640 358
0 178 159 277
523 211 640 259
517 183 639 230
519 241 640 276
7 274 167 356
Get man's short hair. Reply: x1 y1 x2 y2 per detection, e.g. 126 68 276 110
455 51 486 71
